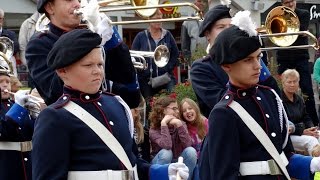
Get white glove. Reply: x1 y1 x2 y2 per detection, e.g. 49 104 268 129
14 90 30 107
311 157 320 173
168 162 189 180
95 13 114 45
81 0 101 31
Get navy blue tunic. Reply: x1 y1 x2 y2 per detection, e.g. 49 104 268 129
32 87 148 179
199 84 300 180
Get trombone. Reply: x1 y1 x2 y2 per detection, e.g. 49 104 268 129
36 0 203 32
258 6 319 51
130 45 169 70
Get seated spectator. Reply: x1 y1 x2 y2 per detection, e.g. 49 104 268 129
179 98 208 157
149 96 197 180
281 69 320 156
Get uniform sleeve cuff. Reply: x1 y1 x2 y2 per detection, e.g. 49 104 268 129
259 59 271 82
104 26 122 51
5 103 28 126
287 154 312 180
149 164 169 180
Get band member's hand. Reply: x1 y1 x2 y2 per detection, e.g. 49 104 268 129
14 90 30 107
82 0 100 30
168 161 189 180
95 13 114 45
310 157 320 173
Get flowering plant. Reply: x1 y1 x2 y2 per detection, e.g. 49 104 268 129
173 81 197 103
149 80 197 107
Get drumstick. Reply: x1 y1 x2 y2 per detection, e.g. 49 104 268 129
176 156 184 180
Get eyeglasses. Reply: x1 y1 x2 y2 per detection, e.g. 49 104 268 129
166 106 179 111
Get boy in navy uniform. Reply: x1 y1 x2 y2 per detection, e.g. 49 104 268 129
32 29 189 180
199 10 320 180
0 65 35 180
191 2 280 118
26 0 140 108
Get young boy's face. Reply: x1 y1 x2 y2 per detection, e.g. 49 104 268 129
205 18 232 45
222 49 262 89
0 75 11 99
57 48 104 94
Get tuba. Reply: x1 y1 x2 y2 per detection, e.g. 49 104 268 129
0 37 14 75
259 6 319 51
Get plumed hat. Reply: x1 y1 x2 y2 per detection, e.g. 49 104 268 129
210 11 262 65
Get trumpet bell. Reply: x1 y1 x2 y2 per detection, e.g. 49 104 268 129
154 45 169 68
132 0 158 18
265 6 300 47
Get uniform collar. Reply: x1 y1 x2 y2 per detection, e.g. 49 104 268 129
62 86 102 102
228 83 258 99
49 23 68 37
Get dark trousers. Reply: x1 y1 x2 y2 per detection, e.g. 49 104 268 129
278 59 319 125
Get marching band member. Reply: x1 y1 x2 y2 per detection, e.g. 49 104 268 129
190 1 280 117
32 29 189 180
0 66 35 180
26 0 140 108
199 10 320 180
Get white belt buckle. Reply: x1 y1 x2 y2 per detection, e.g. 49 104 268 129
267 160 281 175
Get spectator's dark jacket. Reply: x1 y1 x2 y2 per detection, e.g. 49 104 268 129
281 90 314 136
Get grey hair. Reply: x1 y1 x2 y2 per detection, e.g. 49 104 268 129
0 9 4 17
281 69 300 83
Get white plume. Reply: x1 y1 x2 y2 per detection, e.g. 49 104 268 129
231 10 257 37
220 0 231 7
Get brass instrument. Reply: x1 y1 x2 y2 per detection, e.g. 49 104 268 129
0 37 14 75
259 6 319 51
130 45 169 69
36 0 203 32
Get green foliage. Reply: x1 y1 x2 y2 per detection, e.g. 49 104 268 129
173 81 197 103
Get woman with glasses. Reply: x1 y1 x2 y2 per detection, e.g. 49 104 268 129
149 96 197 180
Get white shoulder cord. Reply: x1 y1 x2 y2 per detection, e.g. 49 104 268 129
114 95 134 138
270 89 289 149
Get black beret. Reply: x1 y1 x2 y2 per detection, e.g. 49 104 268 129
47 29 102 70
210 25 261 65
37 0 49 13
199 5 231 37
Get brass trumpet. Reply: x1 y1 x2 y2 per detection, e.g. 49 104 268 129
36 0 203 32
259 6 319 51
130 45 169 70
